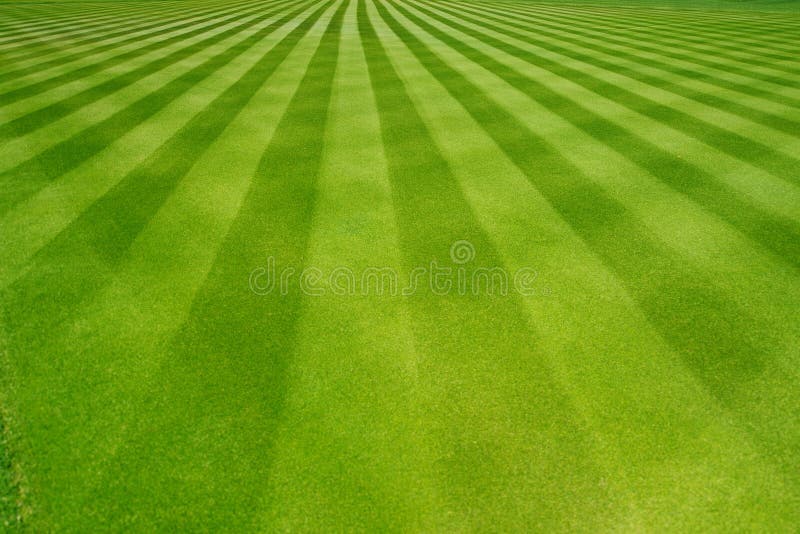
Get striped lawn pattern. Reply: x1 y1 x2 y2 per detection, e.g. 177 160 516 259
1 0 799 530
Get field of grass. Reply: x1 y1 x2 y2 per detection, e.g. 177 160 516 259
1 0 799 530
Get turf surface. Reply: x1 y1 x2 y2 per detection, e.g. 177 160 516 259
1 0 799 530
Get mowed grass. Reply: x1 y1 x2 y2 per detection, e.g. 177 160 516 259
1 0 799 530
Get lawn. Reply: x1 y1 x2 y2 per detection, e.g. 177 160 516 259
1 0 799 530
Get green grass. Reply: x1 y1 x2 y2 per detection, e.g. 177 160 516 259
1 0 799 530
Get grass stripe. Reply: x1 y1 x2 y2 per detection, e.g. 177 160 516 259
450 2 797 81
0 0 298 140
412 1 800 177
375 0 800 490
0 0 280 121
434 0 800 357
0 5 229 70
388 0 800 268
433 0 800 136
0 3 169 41
513 3 800 76
0 0 327 344
440 48 800 339
255 2 442 528
0 10 289 177
471 2 800 67
0 0 315 217
0 2 197 52
388 0 767 385
464 3 800 111
0 12 136 47
0 11 336 517
0 0 272 95
485 0 800 21
488 2 800 61
0 7 333 525
0 2 193 38
0 7 103 29
361 1 612 528
0 0 264 66
379 10 800 528
0 0 197 28
0 0 251 72
524 4 800 44
467 2 800 84
489 1 800 46
0 0 217 27
525 2 800 43
0 5 302 290
0 0 258 67
419 4 800 186
62 2 348 529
